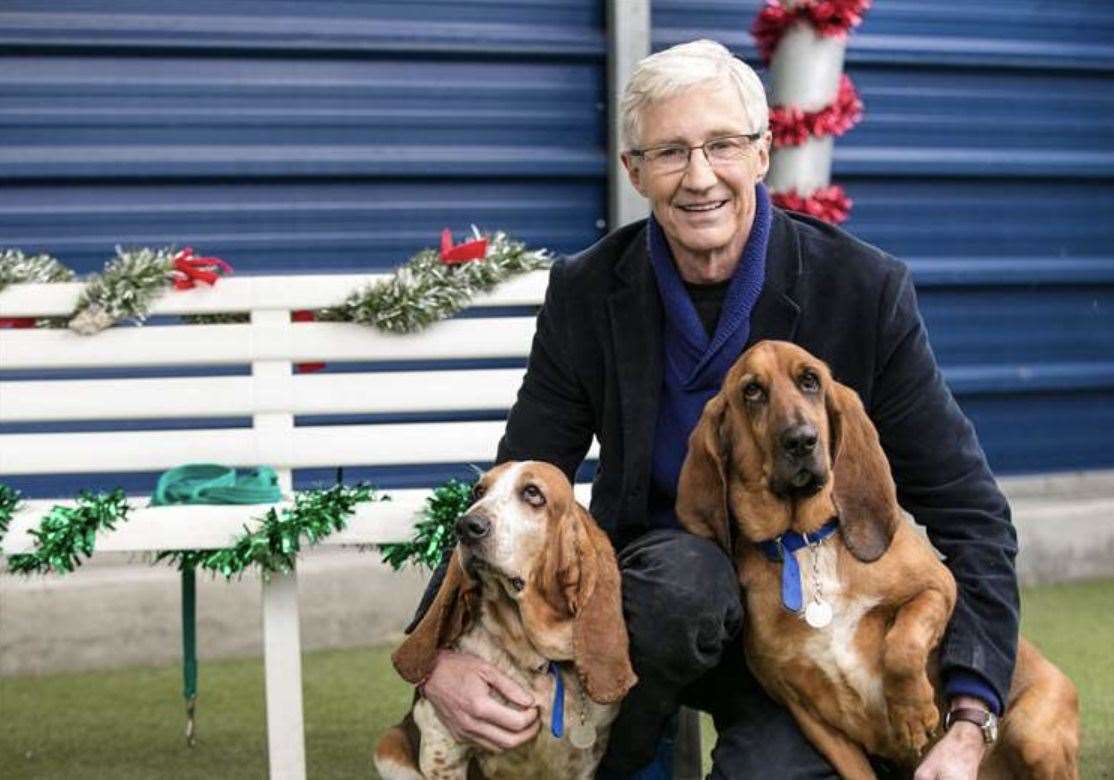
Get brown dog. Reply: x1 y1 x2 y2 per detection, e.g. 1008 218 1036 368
374 461 636 780
676 340 1079 779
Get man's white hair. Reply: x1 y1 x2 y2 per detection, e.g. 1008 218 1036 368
620 39 768 152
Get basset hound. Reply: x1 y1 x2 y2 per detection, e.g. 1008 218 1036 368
676 340 1079 779
374 461 636 780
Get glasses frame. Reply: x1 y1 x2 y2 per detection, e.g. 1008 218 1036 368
629 132 764 173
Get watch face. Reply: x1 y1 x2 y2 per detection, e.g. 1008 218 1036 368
986 716 999 744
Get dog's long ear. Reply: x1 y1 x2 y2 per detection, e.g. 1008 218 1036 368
676 393 731 554
391 548 476 685
827 382 899 562
568 507 637 704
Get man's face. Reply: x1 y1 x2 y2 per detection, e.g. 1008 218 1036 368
622 79 770 282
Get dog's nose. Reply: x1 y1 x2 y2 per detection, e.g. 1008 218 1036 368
780 424 818 459
456 513 491 543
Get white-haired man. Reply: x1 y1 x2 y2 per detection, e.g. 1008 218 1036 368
412 40 1018 778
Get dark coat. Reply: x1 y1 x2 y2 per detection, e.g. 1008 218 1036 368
493 209 1020 706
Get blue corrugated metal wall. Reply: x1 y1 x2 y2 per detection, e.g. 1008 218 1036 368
2 0 1112 488
657 0 1114 474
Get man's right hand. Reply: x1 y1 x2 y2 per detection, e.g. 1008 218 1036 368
422 649 541 753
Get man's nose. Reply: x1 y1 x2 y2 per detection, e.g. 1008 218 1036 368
681 147 718 189
456 513 491 543
780 424 819 459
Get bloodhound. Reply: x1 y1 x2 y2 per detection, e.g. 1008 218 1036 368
374 461 636 780
676 340 1079 779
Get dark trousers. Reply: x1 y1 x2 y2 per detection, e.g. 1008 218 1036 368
599 528 840 779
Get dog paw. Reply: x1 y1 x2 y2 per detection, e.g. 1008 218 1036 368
887 698 939 759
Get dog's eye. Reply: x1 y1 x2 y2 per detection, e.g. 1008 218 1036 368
522 484 546 507
743 381 765 402
798 371 820 392
471 483 485 502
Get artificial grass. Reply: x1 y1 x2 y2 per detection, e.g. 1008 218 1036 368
1 579 1111 779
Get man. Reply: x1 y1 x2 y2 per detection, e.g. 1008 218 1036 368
413 40 1018 778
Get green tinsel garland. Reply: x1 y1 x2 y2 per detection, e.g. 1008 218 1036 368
0 484 22 545
68 245 179 335
379 478 474 571
7 490 132 575
320 229 550 334
156 483 382 579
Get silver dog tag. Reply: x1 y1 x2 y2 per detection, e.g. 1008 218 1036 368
804 599 833 629
569 722 596 749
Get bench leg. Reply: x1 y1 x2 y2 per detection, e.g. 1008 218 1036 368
673 706 703 779
262 567 307 780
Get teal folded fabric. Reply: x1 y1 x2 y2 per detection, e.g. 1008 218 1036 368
150 464 282 507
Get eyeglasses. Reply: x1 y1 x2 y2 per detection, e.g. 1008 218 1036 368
629 133 764 175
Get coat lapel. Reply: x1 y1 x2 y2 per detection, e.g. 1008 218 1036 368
746 209 802 346
607 226 663 495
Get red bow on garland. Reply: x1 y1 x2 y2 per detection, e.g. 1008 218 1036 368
171 248 233 290
439 229 488 264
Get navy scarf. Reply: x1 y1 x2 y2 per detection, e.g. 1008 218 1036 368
646 183 771 527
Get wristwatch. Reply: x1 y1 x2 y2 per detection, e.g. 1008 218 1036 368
944 706 999 745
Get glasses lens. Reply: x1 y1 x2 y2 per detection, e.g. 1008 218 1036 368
705 137 747 163
646 146 688 174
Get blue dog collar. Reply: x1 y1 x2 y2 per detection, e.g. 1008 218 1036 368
757 519 839 613
547 661 564 738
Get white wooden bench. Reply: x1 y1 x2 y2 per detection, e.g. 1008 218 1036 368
0 271 701 779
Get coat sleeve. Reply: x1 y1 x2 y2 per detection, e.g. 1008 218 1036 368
495 258 596 481
406 258 596 634
870 263 1020 708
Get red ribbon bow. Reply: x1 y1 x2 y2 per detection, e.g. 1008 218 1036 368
171 248 233 290
439 228 488 264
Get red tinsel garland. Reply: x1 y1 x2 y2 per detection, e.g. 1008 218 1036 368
752 0 872 62
771 185 853 224
769 74 863 147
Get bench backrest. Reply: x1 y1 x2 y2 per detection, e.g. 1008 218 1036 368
0 270 596 552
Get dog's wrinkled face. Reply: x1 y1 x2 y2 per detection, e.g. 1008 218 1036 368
455 461 575 600
726 341 835 500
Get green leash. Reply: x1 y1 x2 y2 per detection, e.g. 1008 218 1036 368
151 464 282 746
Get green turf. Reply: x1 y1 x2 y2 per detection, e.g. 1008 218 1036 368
1 579 1111 779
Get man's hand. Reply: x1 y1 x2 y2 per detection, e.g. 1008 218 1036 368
914 697 989 780
422 649 540 753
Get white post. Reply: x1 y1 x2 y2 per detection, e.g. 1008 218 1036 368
607 0 651 229
252 309 305 780
764 20 847 194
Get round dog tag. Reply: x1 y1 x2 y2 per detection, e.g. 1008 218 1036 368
569 722 596 750
804 599 833 629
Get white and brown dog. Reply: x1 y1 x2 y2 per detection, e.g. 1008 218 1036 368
374 461 636 780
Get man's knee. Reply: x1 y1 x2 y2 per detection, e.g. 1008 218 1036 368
619 529 743 674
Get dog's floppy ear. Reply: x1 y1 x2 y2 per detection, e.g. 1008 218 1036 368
827 381 899 562
566 506 637 704
676 393 732 554
391 548 477 685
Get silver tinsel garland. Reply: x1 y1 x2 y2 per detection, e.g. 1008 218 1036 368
320 229 550 334
0 249 74 293
68 246 178 335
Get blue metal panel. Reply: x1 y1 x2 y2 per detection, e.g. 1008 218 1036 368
656 1 1114 475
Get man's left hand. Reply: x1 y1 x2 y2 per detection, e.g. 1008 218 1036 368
914 696 989 780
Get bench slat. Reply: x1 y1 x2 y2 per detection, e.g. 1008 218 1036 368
0 422 599 474
1 369 526 422
0 271 549 318
0 483 594 555
0 318 538 369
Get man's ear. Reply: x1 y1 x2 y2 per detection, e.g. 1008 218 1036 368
621 152 648 197
828 382 900 562
391 549 476 685
676 394 732 554
569 508 637 704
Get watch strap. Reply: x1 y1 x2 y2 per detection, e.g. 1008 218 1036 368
945 707 996 744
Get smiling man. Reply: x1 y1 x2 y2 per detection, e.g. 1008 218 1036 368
412 40 1019 779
